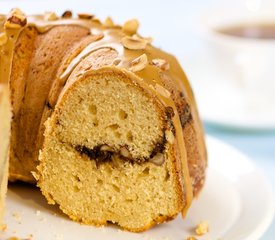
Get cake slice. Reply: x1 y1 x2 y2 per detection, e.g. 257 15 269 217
37 66 189 232
0 84 11 229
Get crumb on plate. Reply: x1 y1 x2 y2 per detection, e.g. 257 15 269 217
195 220 209 236
186 236 198 240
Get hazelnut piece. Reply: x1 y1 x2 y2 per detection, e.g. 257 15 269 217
103 17 115 27
129 54 148 72
155 84 171 98
195 221 209 236
78 13 94 20
121 36 147 50
4 8 27 29
152 58 170 71
149 153 164 166
44 12 58 21
122 19 139 35
62 10 72 18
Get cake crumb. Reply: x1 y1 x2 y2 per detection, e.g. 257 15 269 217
12 212 22 224
195 220 209 236
7 237 20 240
54 233 64 240
143 235 159 240
27 234 34 240
7 234 33 240
36 210 46 222
186 236 197 240
0 224 7 231
35 210 41 216
39 216 47 222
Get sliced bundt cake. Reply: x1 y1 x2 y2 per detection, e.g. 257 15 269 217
1 9 207 232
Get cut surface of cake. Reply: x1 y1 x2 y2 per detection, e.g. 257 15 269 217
1 9 207 232
38 67 186 231
0 84 11 229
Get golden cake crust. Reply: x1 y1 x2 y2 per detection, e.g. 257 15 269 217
9 25 90 182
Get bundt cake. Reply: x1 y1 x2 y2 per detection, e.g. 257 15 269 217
1 9 207 232
0 84 11 229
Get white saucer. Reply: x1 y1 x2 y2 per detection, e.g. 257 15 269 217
188 64 275 131
2 136 274 240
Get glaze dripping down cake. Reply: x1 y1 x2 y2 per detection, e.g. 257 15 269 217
0 9 207 232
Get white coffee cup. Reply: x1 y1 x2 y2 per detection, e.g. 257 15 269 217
200 7 275 109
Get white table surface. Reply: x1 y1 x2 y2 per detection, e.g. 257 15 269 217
1 0 274 239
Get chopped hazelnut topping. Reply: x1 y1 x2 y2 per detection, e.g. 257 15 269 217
112 58 121 66
129 53 148 72
62 10 72 18
103 16 115 27
152 58 170 71
122 19 139 35
78 13 94 20
92 17 102 24
91 32 104 41
133 34 153 44
195 220 209 236
9 8 25 17
121 36 147 50
0 32 8 46
44 12 58 21
155 84 171 98
4 8 27 29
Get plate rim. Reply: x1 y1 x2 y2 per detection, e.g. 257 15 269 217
206 136 275 240
3 136 275 239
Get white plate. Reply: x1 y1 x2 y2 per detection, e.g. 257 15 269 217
2 136 274 240
188 62 275 131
